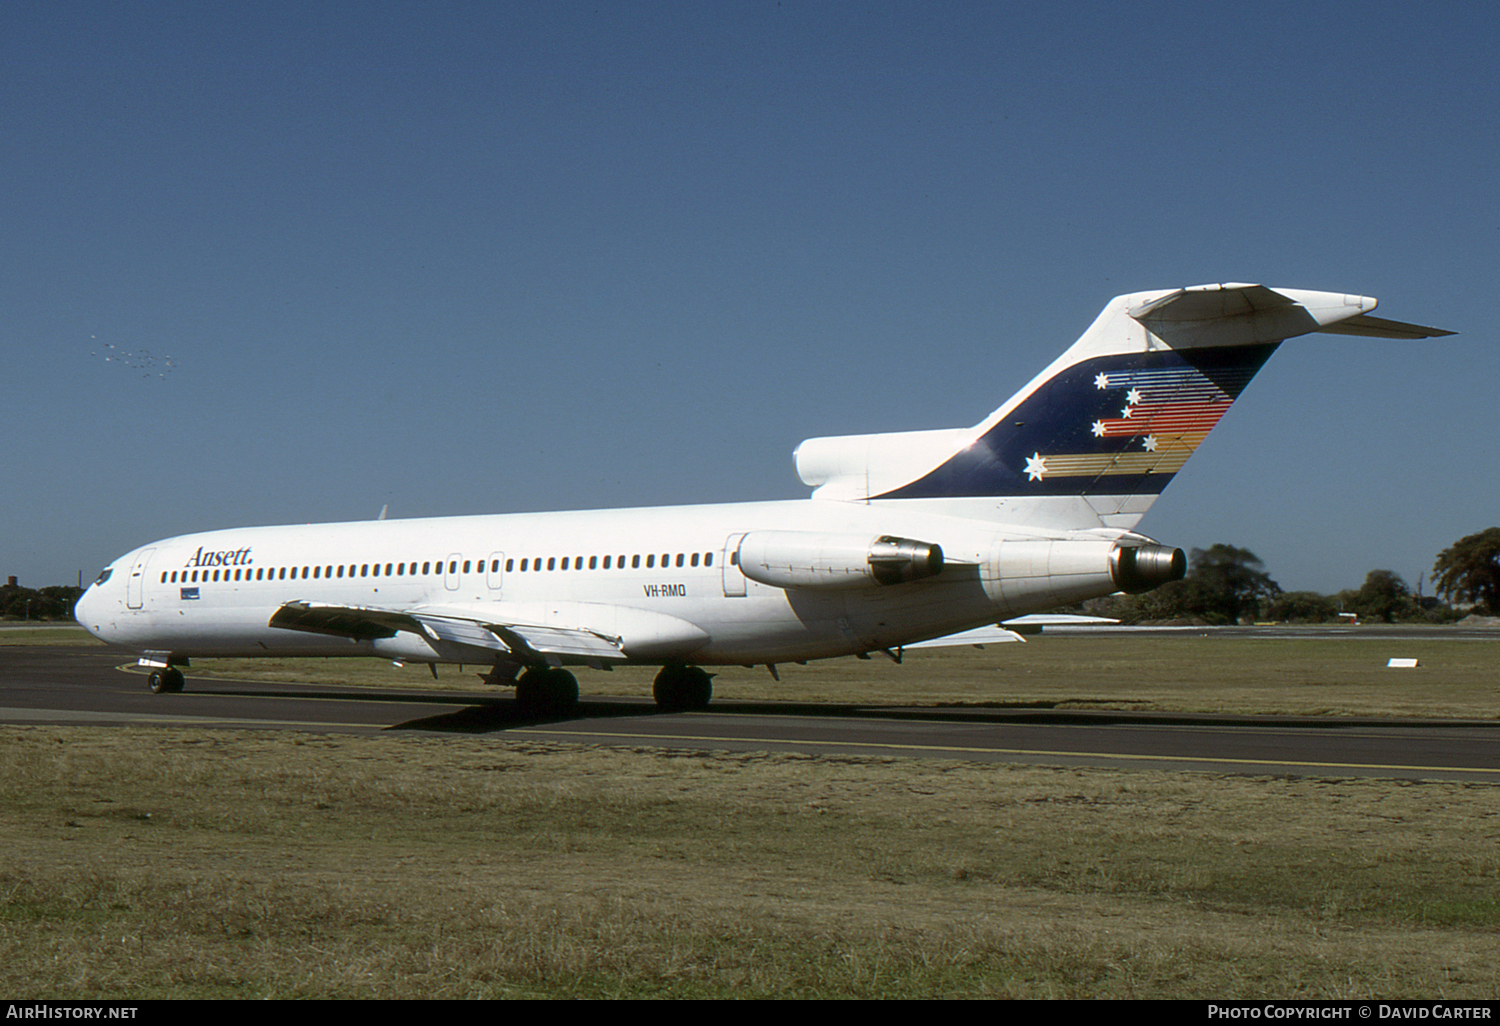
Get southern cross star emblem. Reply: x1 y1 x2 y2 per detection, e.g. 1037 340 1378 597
1142 435 1158 451
1094 372 1109 390
1024 452 1047 481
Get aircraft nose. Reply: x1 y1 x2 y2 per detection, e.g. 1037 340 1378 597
74 584 105 639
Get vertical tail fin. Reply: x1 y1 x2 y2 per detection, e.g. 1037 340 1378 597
795 284 1451 530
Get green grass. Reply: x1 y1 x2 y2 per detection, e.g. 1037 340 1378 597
3 727 1500 998
0 625 99 645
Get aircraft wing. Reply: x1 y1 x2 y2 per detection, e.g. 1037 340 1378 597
267 601 627 663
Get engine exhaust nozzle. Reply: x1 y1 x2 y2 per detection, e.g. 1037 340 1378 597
1111 543 1186 594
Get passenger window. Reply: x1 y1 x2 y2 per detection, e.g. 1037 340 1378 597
547 557 556 571
705 553 713 567
589 555 598 570
505 559 513 572
690 553 699 567
603 555 611 569
646 554 655 568
675 553 684 568
632 555 640 568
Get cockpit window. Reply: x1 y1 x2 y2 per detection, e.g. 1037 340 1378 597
93 568 113 586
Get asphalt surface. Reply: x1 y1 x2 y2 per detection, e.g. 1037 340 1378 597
5 643 1500 782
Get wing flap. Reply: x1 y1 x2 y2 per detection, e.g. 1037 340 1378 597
267 601 626 663
491 623 625 661
268 601 419 640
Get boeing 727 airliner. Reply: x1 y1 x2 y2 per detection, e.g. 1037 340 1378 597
75 284 1451 711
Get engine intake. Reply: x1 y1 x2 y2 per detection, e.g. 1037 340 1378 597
736 531 944 590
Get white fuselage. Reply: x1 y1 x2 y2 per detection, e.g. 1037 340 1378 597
74 498 1119 668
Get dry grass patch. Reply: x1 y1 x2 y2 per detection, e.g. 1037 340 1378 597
3 726 1500 997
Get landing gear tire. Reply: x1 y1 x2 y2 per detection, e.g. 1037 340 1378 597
148 668 185 694
653 665 713 712
514 667 579 715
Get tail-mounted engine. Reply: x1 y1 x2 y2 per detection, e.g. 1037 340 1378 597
736 531 944 590
988 537 1186 611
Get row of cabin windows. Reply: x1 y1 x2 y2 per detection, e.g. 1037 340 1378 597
515 551 713 571
159 551 717 585
165 561 452 584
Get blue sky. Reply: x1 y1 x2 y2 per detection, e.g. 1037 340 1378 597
5 1 1496 596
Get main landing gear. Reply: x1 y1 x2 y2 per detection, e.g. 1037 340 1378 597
147 668 185 694
653 664 713 712
514 666 579 716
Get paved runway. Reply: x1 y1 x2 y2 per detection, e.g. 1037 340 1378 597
5 644 1500 782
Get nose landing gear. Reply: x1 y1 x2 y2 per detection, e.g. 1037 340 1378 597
147 668 185 693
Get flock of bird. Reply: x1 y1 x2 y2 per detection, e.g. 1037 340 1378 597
90 337 174 379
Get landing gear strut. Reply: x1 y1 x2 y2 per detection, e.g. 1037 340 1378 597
148 668 185 694
514 666 579 715
653 665 713 712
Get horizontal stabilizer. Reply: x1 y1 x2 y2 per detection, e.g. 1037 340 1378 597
904 625 1027 648
1316 314 1455 339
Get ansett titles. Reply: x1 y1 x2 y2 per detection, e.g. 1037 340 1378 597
184 546 254 568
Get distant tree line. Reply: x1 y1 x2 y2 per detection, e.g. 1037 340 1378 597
1084 528 1500 625
0 580 84 621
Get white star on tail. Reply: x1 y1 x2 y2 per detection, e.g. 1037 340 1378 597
1126 387 1142 405
1094 372 1110 390
1024 453 1047 481
1142 435 1158 451
1091 420 1106 437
